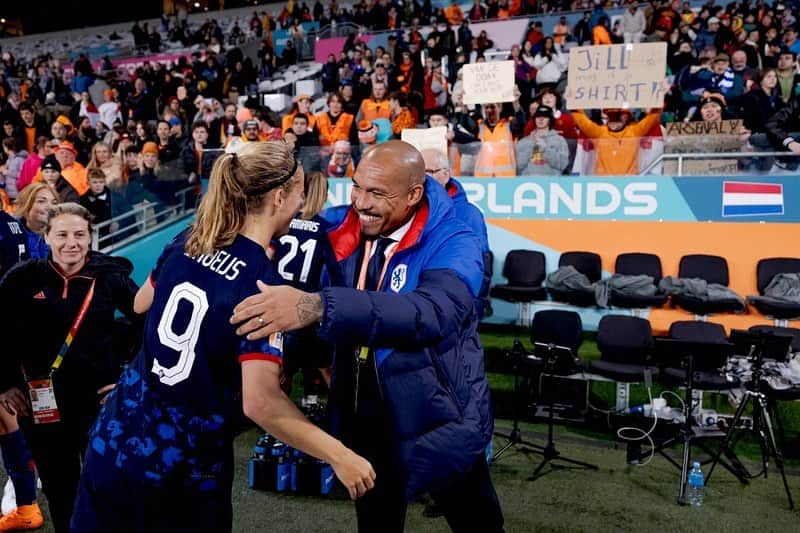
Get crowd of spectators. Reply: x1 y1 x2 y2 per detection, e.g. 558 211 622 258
250 0 800 177
3 0 800 235
3 2 800 529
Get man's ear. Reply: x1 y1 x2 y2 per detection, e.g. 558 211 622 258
408 182 424 207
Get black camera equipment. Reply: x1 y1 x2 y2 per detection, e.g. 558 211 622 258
636 337 746 505
706 329 794 509
492 335 545 462
527 341 597 481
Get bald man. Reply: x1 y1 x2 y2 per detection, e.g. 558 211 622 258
232 140 503 533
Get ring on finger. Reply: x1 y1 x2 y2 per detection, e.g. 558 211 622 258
257 316 265 325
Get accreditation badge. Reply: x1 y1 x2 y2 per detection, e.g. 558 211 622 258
27 378 61 424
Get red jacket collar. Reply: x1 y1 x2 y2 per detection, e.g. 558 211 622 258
329 199 430 262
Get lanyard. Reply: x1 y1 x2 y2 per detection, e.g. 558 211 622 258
355 239 395 292
355 239 395 364
50 278 96 374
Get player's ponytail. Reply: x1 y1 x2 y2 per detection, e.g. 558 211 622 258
185 141 299 257
301 171 327 220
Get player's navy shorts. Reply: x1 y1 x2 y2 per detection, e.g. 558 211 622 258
71 446 234 533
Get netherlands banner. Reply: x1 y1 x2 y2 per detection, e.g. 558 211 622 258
722 181 784 217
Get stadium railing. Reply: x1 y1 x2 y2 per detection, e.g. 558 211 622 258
308 136 800 178
91 186 197 253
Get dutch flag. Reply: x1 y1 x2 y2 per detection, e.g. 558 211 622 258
722 182 784 217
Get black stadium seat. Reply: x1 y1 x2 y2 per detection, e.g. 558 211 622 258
526 310 585 375
748 325 800 354
590 315 658 383
748 258 800 320
490 250 547 303
531 309 583 354
660 321 738 391
671 254 744 315
608 253 668 308
548 251 602 307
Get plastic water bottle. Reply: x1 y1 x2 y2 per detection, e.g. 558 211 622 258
687 462 705 506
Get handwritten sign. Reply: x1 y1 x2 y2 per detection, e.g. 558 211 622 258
401 126 448 159
462 61 515 105
665 120 742 136
663 119 744 175
567 42 667 110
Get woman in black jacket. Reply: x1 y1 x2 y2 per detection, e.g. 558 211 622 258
0 203 139 532
739 68 784 133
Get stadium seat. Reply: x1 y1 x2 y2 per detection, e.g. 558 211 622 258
490 250 546 328
608 252 668 309
659 321 738 390
548 251 602 307
490 250 547 302
747 258 800 320
670 254 745 315
748 325 800 354
590 315 658 383
525 309 586 407
530 309 583 354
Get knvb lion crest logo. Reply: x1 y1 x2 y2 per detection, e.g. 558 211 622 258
390 264 407 293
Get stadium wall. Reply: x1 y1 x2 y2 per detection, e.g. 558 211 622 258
327 176 800 334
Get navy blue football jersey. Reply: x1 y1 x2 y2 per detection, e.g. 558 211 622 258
273 214 341 292
0 211 28 280
87 232 284 492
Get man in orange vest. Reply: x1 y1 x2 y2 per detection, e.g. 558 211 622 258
356 81 391 125
51 141 89 195
445 0 465 25
473 102 517 177
316 91 354 153
281 94 317 133
572 108 662 175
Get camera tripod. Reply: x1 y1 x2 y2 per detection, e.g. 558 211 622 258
706 331 794 509
528 342 597 480
634 338 747 505
492 337 545 462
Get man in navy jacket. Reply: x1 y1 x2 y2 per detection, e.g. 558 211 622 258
232 141 503 532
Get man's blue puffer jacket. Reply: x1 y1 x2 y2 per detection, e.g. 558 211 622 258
319 176 493 499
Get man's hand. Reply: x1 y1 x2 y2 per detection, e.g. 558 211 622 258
231 281 323 340
0 387 30 417
330 448 376 500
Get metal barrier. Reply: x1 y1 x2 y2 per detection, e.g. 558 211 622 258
639 151 800 176
91 186 197 253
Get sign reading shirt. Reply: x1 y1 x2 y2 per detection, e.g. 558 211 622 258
567 42 667 110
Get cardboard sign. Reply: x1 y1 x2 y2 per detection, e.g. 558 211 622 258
664 120 743 136
567 42 667 110
662 159 740 176
462 61 515 105
663 119 745 175
401 126 448 158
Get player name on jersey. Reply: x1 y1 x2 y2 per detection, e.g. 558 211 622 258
289 219 320 232
5 220 23 235
190 249 248 281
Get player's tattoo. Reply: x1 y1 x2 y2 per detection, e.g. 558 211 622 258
297 293 323 327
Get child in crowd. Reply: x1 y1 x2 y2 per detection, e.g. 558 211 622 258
80 168 113 239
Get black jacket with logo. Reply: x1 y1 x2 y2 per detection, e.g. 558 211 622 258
0 252 140 423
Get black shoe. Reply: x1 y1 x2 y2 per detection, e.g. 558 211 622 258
423 502 445 518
